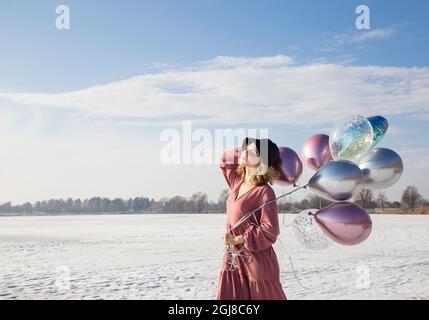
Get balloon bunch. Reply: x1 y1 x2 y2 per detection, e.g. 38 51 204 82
274 115 403 249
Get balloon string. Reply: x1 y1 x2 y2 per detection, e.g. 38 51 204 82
229 184 308 232
224 184 310 291
277 224 310 290
287 255 310 290
256 218 310 290
224 245 252 271
243 212 310 290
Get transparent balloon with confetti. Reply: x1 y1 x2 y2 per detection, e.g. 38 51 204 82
292 209 333 250
330 115 374 162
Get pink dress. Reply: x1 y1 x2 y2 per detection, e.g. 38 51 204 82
216 147 287 300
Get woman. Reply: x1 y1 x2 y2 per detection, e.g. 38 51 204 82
216 137 287 300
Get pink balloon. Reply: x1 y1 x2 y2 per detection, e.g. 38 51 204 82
275 147 303 186
302 134 333 171
314 202 372 246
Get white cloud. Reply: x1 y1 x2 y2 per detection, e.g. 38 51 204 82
1 55 429 203
206 55 294 68
387 125 413 135
309 54 358 65
351 28 397 43
408 113 429 121
333 28 397 45
319 27 399 53
397 147 429 171
1 55 428 127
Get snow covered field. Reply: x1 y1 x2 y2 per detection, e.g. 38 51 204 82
0 213 428 300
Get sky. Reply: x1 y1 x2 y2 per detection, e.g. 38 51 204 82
0 0 428 204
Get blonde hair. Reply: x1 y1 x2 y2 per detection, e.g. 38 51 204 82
236 163 281 186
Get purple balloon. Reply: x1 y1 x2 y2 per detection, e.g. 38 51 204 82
275 147 303 186
314 202 372 246
302 134 333 171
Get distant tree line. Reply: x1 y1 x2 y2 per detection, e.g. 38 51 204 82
284 185 428 212
354 185 428 210
0 185 426 216
0 197 152 215
0 193 214 216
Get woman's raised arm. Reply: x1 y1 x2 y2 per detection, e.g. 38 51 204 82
219 147 242 190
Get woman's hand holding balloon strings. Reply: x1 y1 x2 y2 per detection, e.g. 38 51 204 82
222 233 244 246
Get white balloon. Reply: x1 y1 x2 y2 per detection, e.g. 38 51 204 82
292 209 333 250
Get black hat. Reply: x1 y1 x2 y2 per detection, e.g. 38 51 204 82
241 137 280 167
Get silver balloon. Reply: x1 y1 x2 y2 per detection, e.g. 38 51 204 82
307 160 363 201
358 148 404 190
292 209 333 250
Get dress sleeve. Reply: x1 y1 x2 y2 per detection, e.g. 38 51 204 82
243 188 280 253
219 147 242 190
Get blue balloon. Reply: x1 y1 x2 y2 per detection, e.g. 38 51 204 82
367 115 389 148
